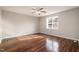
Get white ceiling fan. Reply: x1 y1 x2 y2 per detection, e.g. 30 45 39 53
32 7 47 15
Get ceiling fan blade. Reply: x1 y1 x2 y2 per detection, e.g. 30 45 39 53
32 8 36 10
39 8 43 10
41 11 47 13
32 12 35 14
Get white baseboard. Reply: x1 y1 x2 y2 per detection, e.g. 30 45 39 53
1 32 38 39
41 32 79 41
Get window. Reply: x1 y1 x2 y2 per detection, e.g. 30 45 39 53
46 16 59 30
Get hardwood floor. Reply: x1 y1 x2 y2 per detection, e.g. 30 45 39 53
0 33 79 52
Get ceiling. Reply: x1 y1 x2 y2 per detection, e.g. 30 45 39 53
2 6 78 17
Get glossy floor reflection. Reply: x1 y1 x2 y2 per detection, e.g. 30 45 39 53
46 38 59 52
0 33 79 52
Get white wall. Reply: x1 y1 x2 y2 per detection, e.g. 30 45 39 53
0 8 2 35
2 10 39 38
40 7 79 40
0 8 2 43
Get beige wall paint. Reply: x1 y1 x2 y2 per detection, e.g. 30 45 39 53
40 7 79 40
2 10 39 38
